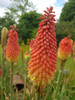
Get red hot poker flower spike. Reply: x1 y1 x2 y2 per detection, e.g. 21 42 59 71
58 37 72 60
28 6 57 92
6 26 19 63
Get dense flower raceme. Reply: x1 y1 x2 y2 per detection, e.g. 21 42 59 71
0 70 2 77
58 37 72 60
1 27 8 48
6 26 19 63
28 6 57 92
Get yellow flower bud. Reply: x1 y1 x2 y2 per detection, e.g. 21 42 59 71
1 27 8 48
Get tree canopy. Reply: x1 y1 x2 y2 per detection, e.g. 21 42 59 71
8 0 34 17
17 11 42 41
59 0 75 22
56 18 75 46
0 12 16 40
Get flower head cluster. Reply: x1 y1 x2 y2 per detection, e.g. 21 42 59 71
6 26 19 63
58 37 72 60
1 27 8 48
28 6 57 92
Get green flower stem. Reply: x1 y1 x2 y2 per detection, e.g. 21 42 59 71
21 48 24 69
60 60 66 71
53 70 62 100
1 48 4 100
37 90 41 100
29 85 31 100
23 75 26 100
10 62 14 100
53 59 66 100
45 85 52 100
23 59 28 100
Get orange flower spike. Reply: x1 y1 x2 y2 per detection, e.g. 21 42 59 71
6 26 19 63
58 37 72 60
28 6 57 91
